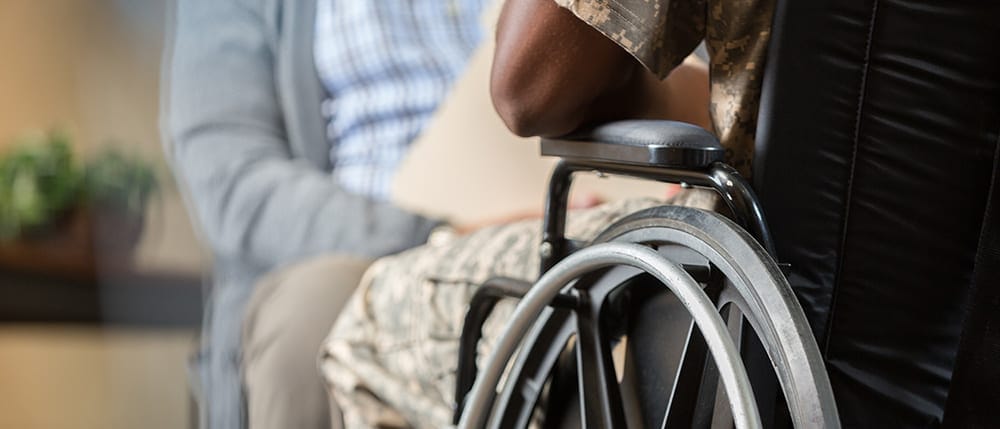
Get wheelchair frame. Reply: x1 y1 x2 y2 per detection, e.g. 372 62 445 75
453 120 839 428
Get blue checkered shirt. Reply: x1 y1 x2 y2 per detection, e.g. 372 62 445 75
315 0 489 200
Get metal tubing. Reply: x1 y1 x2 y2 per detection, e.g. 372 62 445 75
541 160 575 272
604 215 839 427
540 159 776 261
575 290 628 428
453 278 533 423
707 163 775 255
457 242 762 429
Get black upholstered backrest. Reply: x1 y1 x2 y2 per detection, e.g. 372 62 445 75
753 1 1000 426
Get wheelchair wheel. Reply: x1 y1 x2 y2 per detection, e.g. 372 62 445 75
458 205 839 429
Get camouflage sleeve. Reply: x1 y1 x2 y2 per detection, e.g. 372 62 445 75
554 0 706 78
703 0 775 176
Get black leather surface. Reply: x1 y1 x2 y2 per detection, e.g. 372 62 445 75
754 0 1000 426
943 142 1000 428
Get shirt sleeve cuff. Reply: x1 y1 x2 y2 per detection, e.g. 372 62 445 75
554 0 703 78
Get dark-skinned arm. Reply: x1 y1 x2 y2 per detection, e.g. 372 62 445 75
491 0 709 137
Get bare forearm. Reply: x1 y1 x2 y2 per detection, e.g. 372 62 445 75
491 0 711 137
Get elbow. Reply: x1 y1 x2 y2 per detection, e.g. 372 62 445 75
492 96 545 138
490 76 549 138
490 69 579 138
490 0 636 138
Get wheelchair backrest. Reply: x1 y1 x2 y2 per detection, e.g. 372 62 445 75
752 0 1000 426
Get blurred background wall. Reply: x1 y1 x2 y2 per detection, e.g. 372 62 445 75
0 0 204 273
0 1 201 428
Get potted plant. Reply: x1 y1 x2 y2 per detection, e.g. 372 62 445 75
0 131 80 241
84 145 159 256
0 131 159 278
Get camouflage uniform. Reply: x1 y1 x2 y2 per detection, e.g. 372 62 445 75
556 0 774 175
323 195 718 428
322 0 774 426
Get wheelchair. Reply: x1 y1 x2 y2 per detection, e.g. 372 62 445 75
450 120 839 429
447 0 1000 426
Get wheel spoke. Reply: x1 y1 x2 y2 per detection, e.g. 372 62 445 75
660 263 724 429
492 308 575 429
659 319 709 428
719 283 791 428
575 290 628 428
704 303 745 429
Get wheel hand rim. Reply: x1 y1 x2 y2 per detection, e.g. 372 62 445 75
457 242 762 429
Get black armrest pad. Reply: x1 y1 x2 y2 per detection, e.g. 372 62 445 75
540 120 724 169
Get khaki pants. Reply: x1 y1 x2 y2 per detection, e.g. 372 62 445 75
242 254 373 429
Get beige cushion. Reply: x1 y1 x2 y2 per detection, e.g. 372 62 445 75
390 35 666 224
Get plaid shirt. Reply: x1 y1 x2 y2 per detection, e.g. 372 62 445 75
315 0 488 200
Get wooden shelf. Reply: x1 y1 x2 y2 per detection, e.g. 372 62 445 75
0 206 201 328
0 268 202 328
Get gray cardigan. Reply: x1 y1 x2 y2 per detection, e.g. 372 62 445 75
162 0 441 426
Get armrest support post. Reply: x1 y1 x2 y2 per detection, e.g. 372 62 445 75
541 160 574 272
540 159 776 272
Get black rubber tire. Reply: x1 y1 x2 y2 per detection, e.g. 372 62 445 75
482 206 837 429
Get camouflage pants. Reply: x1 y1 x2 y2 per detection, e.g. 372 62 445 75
320 194 716 428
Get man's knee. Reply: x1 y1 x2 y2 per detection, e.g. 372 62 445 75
241 254 372 428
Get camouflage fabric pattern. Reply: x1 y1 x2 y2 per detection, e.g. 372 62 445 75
321 192 718 428
556 0 775 176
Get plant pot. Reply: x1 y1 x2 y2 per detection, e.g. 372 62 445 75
0 205 144 280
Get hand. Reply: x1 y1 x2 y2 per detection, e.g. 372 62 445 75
453 210 539 235
664 183 683 200
453 192 606 235
569 192 604 210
